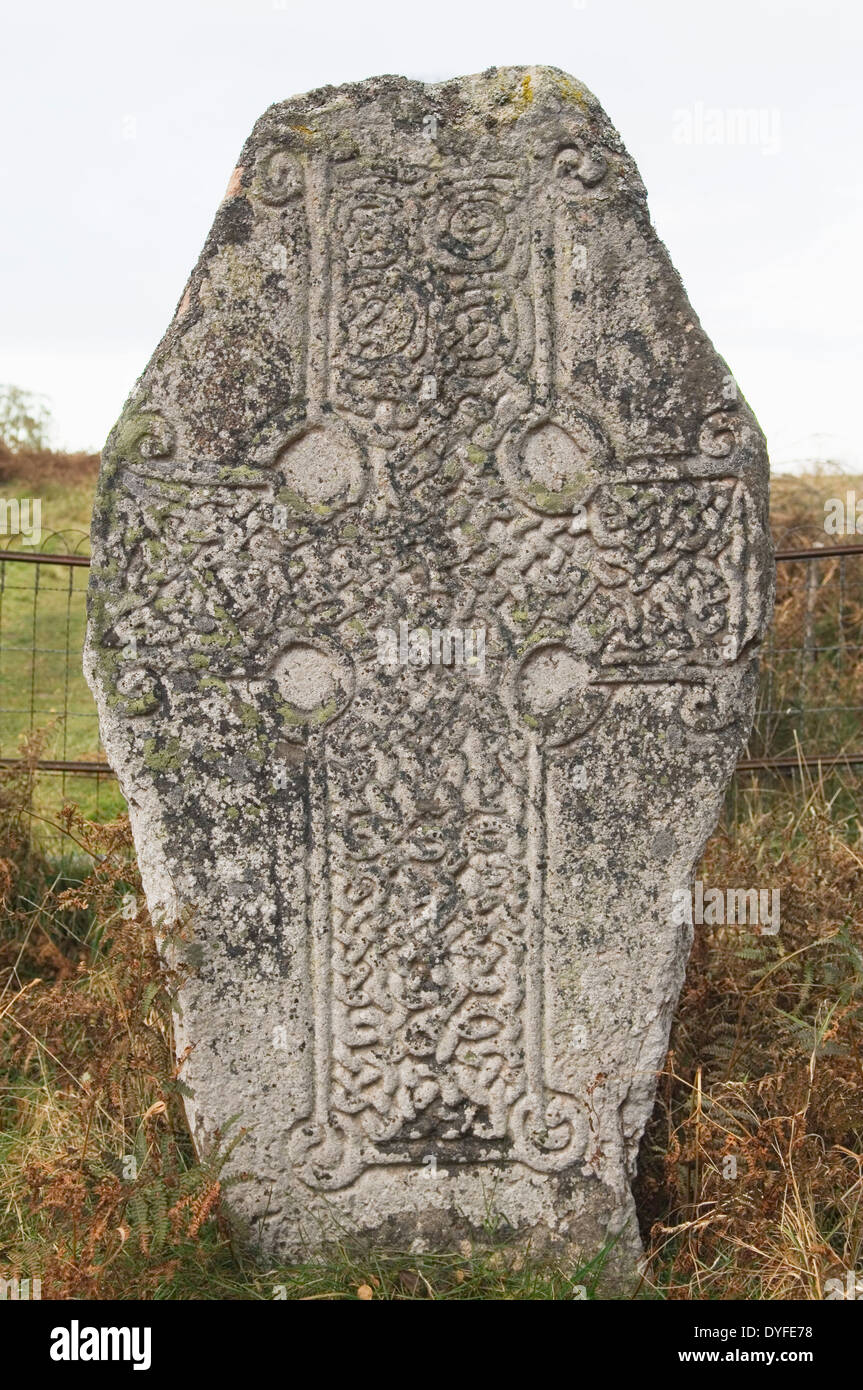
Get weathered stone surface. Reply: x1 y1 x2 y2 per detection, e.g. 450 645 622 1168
85 67 773 1280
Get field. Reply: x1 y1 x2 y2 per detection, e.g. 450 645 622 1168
0 448 125 831
0 446 861 1299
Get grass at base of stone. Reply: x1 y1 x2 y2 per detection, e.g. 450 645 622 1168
138 1241 609 1301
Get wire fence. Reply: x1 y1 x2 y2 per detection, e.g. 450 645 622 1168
0 530 121 835
745 541 863 773
1 533 862 830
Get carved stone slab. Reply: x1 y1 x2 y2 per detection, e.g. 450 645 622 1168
85 68 773 1275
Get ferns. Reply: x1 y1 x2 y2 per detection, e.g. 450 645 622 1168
0 778 248 1297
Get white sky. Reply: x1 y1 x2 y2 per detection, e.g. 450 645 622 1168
1 0 861 470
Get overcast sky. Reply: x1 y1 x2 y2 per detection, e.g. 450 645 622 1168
1 0 861 470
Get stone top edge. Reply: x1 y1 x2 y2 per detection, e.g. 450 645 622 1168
250 65 605 133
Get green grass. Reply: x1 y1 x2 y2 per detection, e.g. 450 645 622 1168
0 452 125 833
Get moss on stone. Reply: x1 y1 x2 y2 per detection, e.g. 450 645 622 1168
143 736 185 772
201 677 230 696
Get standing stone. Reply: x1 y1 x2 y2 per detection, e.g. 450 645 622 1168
85 67 773 1279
